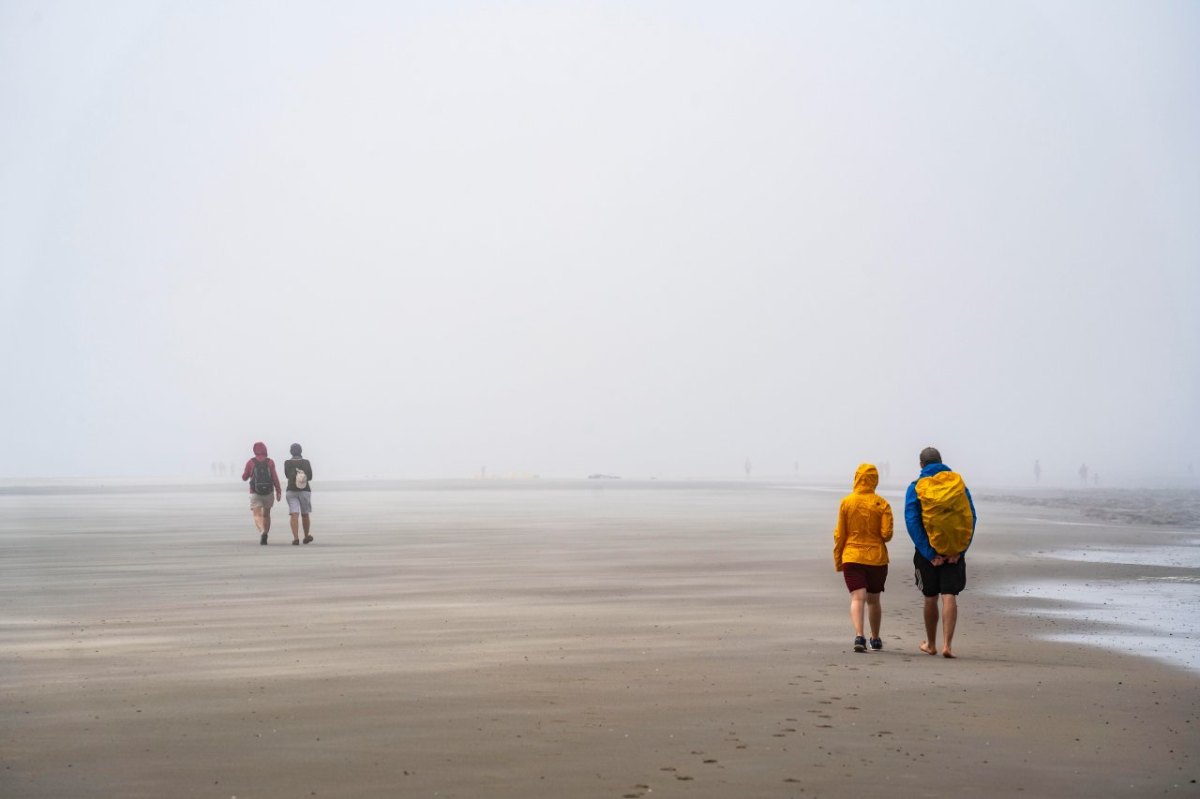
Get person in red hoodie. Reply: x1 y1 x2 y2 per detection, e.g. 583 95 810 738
241 442 282 545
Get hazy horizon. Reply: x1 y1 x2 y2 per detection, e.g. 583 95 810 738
2 2 1197 486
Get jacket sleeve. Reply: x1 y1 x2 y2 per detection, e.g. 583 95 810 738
833 501 848 572
306 460 313 482
241 459 252 482
905 482 938 561
271 460 282 494
880 499 894 543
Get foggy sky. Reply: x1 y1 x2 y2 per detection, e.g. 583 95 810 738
2 1 1198 485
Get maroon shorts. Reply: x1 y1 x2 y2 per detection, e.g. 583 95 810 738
843 563 888 594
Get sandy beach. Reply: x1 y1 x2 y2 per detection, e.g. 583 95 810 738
1 480 1196 798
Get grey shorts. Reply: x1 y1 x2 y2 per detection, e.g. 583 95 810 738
286 491 312 514
250 493 275 511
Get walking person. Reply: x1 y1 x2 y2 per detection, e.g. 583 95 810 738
833 464 894 653
284 443 314 545
242 442 282 545
905 447 976 658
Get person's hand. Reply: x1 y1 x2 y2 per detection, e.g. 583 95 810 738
947 554 960 564
931 555 946 567
276 492 282 501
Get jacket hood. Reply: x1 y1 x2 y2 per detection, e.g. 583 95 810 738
852 463 879 493
920 462 951 478
252 442 268 460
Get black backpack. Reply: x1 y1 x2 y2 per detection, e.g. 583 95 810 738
251 459 273 495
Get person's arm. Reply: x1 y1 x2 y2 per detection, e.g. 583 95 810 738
271 460 282 499
241 459 252 482
833 500 848 571
305 459 313 483
905 482 938 561
880 499 894 543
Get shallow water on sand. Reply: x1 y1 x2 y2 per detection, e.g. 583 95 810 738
994 520 1200 673
994 577 1200 673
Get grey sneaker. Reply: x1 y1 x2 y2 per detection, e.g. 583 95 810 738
869 638 883 651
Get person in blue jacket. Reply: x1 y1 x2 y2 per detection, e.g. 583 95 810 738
905 447 977 658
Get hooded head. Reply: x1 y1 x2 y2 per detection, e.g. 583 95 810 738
919 447 942 468
252 442 268 460
852 463 879 493
290 443 302 457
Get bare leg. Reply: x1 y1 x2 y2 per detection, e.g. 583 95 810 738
261 509 271 536
252 505 264 533
290 513 300 542
920 596 939 655
302 514 311 537
866 592 882 639
941 594 958 657
849 588 866 638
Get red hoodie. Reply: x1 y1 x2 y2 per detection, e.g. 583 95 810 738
242 442 282 495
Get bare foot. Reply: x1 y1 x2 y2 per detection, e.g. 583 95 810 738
919 642 937 656
942 650 956 659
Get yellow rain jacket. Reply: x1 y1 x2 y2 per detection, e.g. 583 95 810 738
833 464 894 571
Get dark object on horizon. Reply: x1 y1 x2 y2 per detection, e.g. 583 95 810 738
588 474 620 480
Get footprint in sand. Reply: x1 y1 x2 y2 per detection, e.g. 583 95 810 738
675 775 694 781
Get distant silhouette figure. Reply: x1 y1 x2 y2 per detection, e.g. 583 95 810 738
1078 463 1089 485
744 458 752 478
1033 459 1041 484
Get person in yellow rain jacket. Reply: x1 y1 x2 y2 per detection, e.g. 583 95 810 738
905 446 977 659
833 464 894 653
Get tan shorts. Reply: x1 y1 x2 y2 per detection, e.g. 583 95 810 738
249 493 275 511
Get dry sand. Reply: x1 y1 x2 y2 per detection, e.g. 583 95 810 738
1 480 1196 798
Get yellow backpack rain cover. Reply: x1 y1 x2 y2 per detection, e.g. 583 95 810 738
915 470 974 556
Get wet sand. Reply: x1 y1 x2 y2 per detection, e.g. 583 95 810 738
1 481 1197 798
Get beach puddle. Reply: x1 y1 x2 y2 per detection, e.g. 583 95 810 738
995 577 1199 673
1031 543 1200 569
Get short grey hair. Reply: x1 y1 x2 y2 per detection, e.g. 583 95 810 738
919 447 942 467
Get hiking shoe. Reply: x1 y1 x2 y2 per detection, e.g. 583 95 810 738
853 636 867 653
260 533 268 545
869 638 883 651
292 539 299 545
303 535 313 544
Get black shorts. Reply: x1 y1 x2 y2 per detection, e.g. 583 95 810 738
843 563 888 594
914 551 966 597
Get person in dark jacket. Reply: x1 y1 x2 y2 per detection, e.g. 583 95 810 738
242 442 282 545
284 443 314 545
